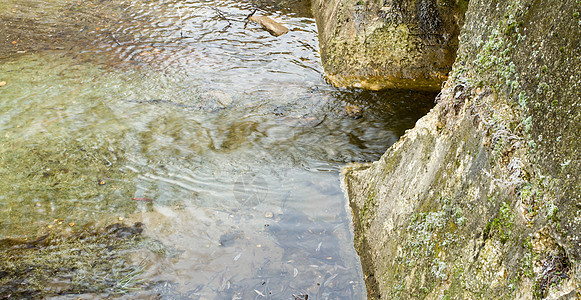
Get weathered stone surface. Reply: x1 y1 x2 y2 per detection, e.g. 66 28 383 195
248 15 290 36
343 0 581 298
312 0 467 90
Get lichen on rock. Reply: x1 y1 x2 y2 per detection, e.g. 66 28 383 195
312 0 468 90
342 0 581 298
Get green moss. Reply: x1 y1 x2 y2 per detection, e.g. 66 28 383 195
453 207 467 226
505 22 516 35
362 189 376 219
347 0 581 298
485 202 514 244
391 199 471 295
546 202 559 222
518 91 528 110
523 116 533 133
455 0 469 13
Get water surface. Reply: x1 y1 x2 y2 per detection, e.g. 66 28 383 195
0 0 436 298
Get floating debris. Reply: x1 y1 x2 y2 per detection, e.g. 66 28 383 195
248 12 289 37
132 197 153 202
234 252 242 261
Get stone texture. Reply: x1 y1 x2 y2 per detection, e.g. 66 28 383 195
311 0 467 90
343 0 581 298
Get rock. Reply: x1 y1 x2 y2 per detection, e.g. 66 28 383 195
311 0 468 90
0 81 6 87
344 104 362 119
342 0 581 298
248 15 289 36
203 90 233 109
218 230 244 247
278 115 323 127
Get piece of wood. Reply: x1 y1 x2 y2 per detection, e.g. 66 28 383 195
248 15 289 37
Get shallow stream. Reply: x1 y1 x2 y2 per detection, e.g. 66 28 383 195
0 0 435 298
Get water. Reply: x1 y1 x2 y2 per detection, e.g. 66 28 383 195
0 0 436 298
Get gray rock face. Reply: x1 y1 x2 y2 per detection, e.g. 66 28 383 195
343 0 581 298
311 0 467 91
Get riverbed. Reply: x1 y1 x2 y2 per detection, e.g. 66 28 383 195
0 0 435 298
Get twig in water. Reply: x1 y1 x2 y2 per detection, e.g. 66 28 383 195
177 2 184 38
110 33 121 46
211 6 233 31
246 8 258 20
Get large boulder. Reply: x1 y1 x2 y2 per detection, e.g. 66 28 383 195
311 0 467 90
343 0 581 298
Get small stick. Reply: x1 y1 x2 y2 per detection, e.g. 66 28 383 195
211 7 232 30
110 33 121 46
246 8 258 20
177 2 184 38
132 197 153 202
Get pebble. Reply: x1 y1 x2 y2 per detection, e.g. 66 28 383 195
345 105 362 119
264 211 274 218
0 81 6 87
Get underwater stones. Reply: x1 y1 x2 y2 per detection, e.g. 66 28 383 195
344 104 363 119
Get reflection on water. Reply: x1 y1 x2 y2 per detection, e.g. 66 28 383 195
0 0 436 298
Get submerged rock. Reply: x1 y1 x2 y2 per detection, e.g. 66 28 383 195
344 104 362 119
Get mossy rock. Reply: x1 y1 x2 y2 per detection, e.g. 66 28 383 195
312 0 468 91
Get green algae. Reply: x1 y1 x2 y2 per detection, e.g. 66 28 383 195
484 202 514 244
0 223 148 298
0 137 138 237
0 53 141 237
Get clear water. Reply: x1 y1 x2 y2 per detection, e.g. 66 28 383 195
0 0 435 298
